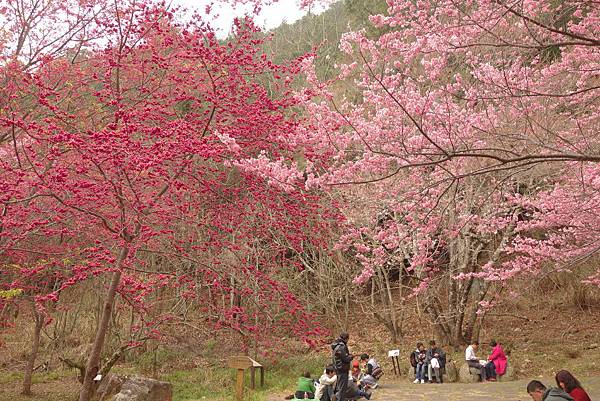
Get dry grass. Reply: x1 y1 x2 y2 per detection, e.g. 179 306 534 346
0 371 77 401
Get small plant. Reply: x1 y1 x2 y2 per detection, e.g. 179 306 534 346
564 349 581 359
205 339 218 353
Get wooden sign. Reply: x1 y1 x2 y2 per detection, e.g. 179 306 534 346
229 356 254 401
228 355 253 370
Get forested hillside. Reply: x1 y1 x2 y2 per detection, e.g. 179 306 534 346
1 0 599 401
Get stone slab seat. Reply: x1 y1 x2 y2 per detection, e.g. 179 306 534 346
458 361 515 383
458 363 481 383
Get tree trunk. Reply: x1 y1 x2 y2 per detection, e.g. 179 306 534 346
22 302 43 395
78 246 128 401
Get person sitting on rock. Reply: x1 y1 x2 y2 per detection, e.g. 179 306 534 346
487 340 507 379
465 341 488 381
527 380 573 401
426 340 446 383
412 342 427 384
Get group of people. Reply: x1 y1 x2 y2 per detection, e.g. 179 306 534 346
291 332 382 401
291 334 594 401
527 370 592 401
410 340 446 384
409 339 507 384
464 339 507 381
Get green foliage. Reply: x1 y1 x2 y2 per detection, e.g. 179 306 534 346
0 288 23 299
0 355 326 401
166 354 326 401
0 370 69 385
165 369 233 401
135 347 181 373
205 338 218 353
263 0 388 81
0 370 22 384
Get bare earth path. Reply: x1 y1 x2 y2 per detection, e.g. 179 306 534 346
373 377 600 401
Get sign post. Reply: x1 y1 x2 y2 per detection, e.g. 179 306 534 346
388 349 400 376
248 358 264 389
228 356 253 401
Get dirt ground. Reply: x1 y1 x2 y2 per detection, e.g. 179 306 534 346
372 376 600 401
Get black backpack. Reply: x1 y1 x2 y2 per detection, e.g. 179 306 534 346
371 365 384 379
409 351 417 368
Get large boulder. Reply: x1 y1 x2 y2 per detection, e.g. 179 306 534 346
444 360 458 383
95 375 128 401
459 363 481 383
498 361 515 382
94 375 172 401
113 377 172 401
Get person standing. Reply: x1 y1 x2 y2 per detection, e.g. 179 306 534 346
332 332 353 401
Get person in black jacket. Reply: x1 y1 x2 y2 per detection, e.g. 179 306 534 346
426 340 446 383
332 332 353 401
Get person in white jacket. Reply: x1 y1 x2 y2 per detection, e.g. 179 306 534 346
315 366 337 401
465 341 487 381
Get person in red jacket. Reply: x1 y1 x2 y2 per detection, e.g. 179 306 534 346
555 370 592 401
488 340 507 379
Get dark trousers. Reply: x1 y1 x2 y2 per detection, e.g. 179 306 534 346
336 371 349 401
321 385 335 401
467 360 487 381
484 361 497 379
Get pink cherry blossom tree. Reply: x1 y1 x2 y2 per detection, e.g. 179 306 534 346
295 0 600 342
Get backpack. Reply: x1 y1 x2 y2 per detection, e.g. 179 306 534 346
371 366 384 380
332 342 344 369
409 351 417 368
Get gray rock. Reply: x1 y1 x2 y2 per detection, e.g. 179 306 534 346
444 360 458 383
498 361 515 382
95 375 128 401
458 363 481 383
93 375 172 401
113 377 172 401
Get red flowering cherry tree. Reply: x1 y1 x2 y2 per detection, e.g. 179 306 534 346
1 0 335 399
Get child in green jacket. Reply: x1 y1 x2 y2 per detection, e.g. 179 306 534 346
295 371 316 399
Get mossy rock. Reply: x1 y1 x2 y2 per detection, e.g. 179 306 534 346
498 361 515 382
445 360 459 383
